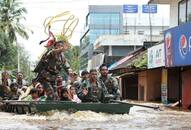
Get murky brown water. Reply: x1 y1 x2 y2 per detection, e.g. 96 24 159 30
0 104 191 130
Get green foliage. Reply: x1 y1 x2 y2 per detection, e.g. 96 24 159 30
64 46 80 73
0 0 29 43
0 0 34 81
131 52 147 68
55 34 68 43
0 29 17 70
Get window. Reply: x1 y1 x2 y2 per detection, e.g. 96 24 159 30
124 30 130 35
178 0 186 25
138 31 144 35
160 31 164 35
178 0 191 24
188 0 191 22
89 13 120 25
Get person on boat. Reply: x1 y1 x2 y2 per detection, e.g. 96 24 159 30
60 87 70 101
68 85 81 103
80 70 89 87
24 88 40 101
99 64 120 100
0 71 11 98
55 74 66 100
13 72 28 89
78 69 107 102
18 79 39 101
69 72 81 92
34 39 70 99
35 82 47 101
80 70 89 83
9 83 19 100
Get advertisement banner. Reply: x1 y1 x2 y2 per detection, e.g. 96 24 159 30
123 5 138 13
164 22 191 67
161 69 168 104
142 5 157 13
148 44 165 69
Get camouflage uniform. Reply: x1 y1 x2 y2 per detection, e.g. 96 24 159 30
34 47 70 97
99 76 120 100
78 79 107 102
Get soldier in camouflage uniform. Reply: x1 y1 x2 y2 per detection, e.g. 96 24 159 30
78 69 108 102
99 64 120 100
34 40 70 100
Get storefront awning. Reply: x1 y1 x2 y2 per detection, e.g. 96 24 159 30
109 47 147 71
109 47 145 70
109 49 147 76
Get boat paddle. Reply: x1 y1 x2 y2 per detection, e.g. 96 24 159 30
110 100 161 110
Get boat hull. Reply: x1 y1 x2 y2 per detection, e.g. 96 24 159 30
2 101 133 114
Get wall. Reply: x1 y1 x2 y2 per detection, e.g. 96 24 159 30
138 69 162 101
150 0 179 27
146 69 162 101
182 69 191 109
170 0 179 27
138 71 147 101
111 46 137 56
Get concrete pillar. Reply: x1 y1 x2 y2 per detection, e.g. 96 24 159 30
170 1 179 27
108 46 112 56
161 68 168 104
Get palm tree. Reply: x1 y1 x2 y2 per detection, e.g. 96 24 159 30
0 0 29 43
0 28 17 69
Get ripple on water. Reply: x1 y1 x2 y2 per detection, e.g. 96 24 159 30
0 106 191 130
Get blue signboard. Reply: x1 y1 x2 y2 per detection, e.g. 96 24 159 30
142 5 157 13
164 22 191 67
123 5 138 13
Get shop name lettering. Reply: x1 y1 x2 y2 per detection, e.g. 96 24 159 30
155 48 162 64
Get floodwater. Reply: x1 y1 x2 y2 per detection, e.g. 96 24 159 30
0 103 191 130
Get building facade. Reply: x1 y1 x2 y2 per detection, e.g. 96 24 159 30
80 4 169 71
90 4 169 70
149 0 191 108
80 5 123 70
149 0 191 27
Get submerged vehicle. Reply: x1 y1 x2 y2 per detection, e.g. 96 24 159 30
1 100 134 114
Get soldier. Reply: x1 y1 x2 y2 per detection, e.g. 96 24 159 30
99 64 120 100
80 70 89 83
78 69 107 102
34 39 70 98
55 74 66 100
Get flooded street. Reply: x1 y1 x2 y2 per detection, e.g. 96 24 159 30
0 104 191 130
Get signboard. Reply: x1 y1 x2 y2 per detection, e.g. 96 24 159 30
123 5 138 13
164 22 191 67
148 44 165 69
142 5 157 13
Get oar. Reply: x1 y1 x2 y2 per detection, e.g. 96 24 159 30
110 100 160 110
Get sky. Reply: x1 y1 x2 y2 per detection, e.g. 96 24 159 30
18 0 168 62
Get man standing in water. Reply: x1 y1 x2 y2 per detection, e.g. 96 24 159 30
99 64 120 100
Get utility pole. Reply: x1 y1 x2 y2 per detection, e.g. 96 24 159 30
16 41 20 72
148 4 153 42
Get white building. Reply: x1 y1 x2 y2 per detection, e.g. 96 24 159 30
89 4 170 70
149 0 191 27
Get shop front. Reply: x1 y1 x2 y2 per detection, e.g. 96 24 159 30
164 22 191 108
142 43 165 102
